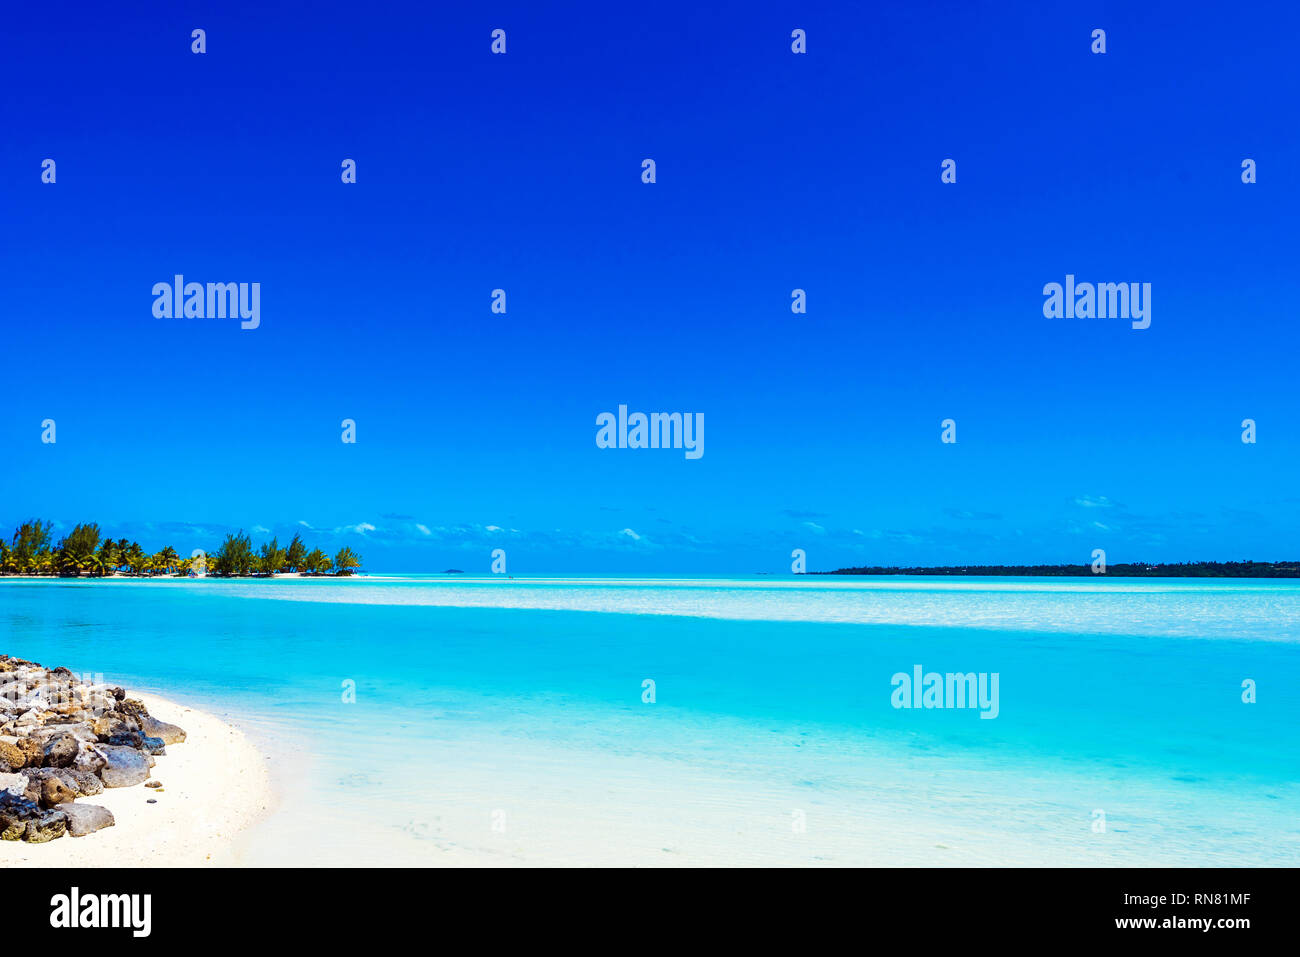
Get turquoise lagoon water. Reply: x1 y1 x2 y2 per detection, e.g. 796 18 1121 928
1 575 1297 866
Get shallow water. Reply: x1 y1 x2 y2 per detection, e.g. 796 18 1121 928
2 576 1296 865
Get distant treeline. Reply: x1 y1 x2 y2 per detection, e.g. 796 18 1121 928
0 519 362 578
819 561 1300 578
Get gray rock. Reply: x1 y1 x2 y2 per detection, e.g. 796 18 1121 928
72 743 106 773
61 768 104 797
24 808 68 842
58 802 114 837
0 790 39 840
0 771 25 795
63 723 100 743
20 774 42 805
82 692 116 715
140 715 186 745
96 745 150 788
22 767 104 799
42 733 79 768
106 730 143 749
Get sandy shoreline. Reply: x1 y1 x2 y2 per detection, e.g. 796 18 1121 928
0 692 273 867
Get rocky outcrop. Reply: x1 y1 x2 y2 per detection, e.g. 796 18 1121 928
0 654 186 842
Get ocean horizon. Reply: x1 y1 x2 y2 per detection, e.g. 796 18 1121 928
3 574 1295 866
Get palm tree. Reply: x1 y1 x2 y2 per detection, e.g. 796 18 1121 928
124 542 145 576
333 547 362 576
158 546 180 575
97 538 117 574
55 523 101 577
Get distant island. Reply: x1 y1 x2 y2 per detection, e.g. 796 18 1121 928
0 519 362 578
819 561 1300 578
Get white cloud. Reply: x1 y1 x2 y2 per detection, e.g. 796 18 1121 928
1075 496 1116 509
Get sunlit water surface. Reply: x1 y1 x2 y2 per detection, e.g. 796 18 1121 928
2 575 1296 865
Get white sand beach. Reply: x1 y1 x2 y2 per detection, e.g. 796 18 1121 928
0 693 273 867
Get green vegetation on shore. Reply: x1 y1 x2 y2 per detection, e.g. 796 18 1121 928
819 561 1300 578
0 519 362 578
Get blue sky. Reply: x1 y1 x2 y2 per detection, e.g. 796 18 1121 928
2 1 1297 572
